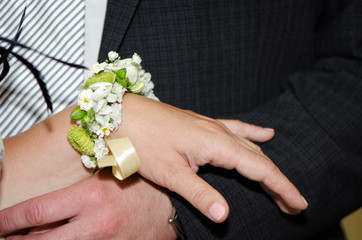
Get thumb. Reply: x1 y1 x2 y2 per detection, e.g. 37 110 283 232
218 119 275 142
164 165 230 223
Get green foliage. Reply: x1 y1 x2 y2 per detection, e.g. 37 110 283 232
70 106 87 120
84 71 116 89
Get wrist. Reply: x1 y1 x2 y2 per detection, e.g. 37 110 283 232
67 53 158 179
110 93 141 139
0 107 92 209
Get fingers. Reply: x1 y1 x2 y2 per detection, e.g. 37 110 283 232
215 122 308 213
218 119 275 142
162 164 229 223
256 163 308 214
209 137 308 214
260 183 307 215
6 221 80 240
245 155 308 213
27 221 67 234
237 135 262 152
0 187 81 236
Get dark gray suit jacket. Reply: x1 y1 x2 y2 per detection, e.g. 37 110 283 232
99 0 362 239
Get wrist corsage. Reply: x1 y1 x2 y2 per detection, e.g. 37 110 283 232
67 51 158 180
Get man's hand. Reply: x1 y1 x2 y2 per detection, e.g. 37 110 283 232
0 170 177 240
115 94 308 222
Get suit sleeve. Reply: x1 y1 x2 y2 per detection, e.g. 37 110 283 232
169 1 362 239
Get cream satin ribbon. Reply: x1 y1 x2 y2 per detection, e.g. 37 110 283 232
97 137 140 180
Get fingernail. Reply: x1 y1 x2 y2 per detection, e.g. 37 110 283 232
209 203 226 222
264 128 274 132
301 196 308 207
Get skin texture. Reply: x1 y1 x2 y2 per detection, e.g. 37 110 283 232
1 170 178 240
114 94 307 221
0 94 307 238
0 107 92 210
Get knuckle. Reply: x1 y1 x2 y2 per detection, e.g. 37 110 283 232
208 126 231 140
253 144 262 152
162 167 182 192
263 160 279 177
208 118 225 128
24 200 47 226
85 185 106 205
91 216 119 238
0 213 13 233
102 218 119 237
190 163 199 173
77 180 108 204
198 118 234 142
251 144 264 154
191 185 211 207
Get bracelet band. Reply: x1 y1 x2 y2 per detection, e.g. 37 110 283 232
169 206 187 240
67 51 158 180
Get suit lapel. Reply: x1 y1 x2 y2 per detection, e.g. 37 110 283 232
98 0 141 61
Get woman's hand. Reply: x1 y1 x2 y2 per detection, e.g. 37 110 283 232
0 107 91 210
114 94 308 222
0 94 307 223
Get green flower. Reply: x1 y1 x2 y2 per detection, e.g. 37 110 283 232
84 71 116 89
67 126 95 156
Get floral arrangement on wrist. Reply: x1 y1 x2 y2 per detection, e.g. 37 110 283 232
67 51 158 169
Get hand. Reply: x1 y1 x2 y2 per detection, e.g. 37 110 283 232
114 94 308 222
0 169 177 240
0 107 92 210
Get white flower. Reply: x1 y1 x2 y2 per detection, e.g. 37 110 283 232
110 103 122 126
89 62 107 77
108 51 119 62
117 58 132 68
74 53 160 166
94 138 109 159
95 114 110 126
138 69 145 76
98 105 113 115
112 59 122 66
78 89 94 111
112 83 126 102
141 72 152 82
132 53 142 65
104 63 120 72
146 91 159 101
94 99 107 113
141 83 153 95
107 93 117 103
96 123 111 138
89 82 113 101
89 122 100 133
81 155 96 169
126 66 139 84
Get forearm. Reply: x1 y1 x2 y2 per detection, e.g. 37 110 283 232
0 106 92 209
